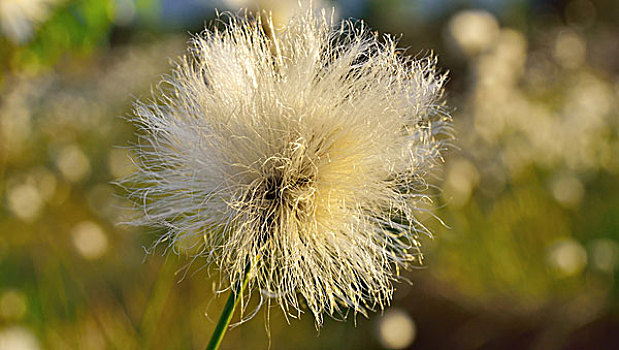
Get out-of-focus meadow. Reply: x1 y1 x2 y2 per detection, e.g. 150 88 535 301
0 0 617 349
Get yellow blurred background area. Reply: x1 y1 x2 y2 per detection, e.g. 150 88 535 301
1 0 618 349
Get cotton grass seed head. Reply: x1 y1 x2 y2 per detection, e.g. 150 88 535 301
123 8 451 326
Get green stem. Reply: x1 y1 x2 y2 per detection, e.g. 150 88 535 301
206 261 252 350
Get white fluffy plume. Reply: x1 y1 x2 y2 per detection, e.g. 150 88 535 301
124 8 451 325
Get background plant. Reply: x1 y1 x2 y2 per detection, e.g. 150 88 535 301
0 0 618 349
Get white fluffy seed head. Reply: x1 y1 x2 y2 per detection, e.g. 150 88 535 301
123 8 451 326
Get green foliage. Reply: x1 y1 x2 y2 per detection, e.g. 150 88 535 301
1 1 618 348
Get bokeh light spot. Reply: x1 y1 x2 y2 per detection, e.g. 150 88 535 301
551 175 584 208
7 184 43 223
0 326 40 350
547 238 588 277
0 290 28 320
71 221 109 260
553 29 586 69
589 239 619 273
377 309 417 349
56 144 91 182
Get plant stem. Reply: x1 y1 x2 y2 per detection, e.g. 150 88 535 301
205 261 252 350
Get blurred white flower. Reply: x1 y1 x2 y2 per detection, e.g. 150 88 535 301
553 29 587 69
55 144 91 182
551 174 584 208
124 8 450 325
447 10 499 57
444 158 479 207
547 238 588 277
223 0 326 26
7 183 43 222
377 309 417 349
0 326 40 350
0 0 60 44
71 221 109 260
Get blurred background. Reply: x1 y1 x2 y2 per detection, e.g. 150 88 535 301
0 0 618 349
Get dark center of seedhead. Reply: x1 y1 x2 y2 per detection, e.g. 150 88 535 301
260 173 314 210
235 136 325 247
263 174 312 201
255 146 319 226
263 176 280 201
247 171 314 246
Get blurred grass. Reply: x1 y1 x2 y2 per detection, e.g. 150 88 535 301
1 0 618 349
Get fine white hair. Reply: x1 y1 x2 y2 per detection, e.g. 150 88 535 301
123 7 451 326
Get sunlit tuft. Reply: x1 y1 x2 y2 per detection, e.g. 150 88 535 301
122 8 451 325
